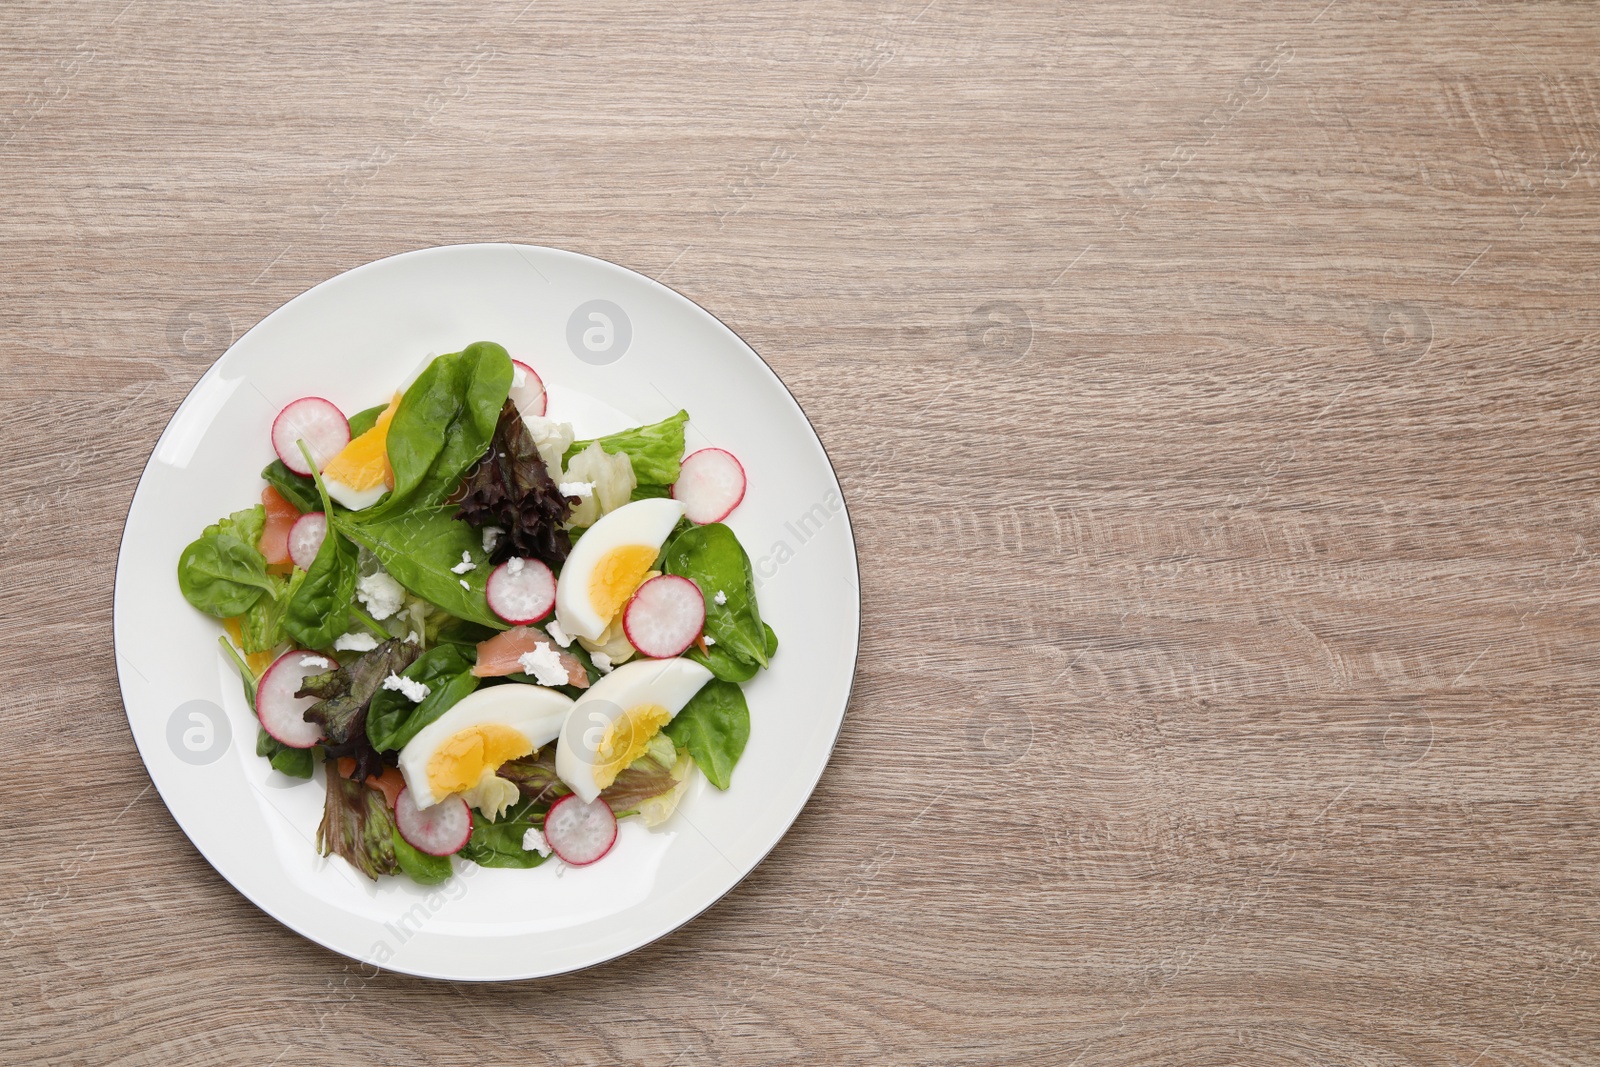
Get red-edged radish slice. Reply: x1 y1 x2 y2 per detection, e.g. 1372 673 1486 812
394 788 472 856
543 794 617 866
486 557 556 624
256 649 331 749
509 360 547 418
272 397 350 476
622 574 706 658
672 448 747 524
287 511 328 570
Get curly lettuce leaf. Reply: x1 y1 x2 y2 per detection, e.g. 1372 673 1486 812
454 400 572 566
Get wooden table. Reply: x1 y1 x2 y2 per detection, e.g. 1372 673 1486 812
5 1 1598 1063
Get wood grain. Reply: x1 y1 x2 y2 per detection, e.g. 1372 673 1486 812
4 0 1600 1063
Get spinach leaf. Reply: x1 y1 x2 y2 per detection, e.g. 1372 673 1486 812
687 621 780 682
337 506 502 629
663 679 749 790
260 460 319 513
282 447 359 648
177 506 276 617
256 727 314 778
347 402 388 437
363 342 511 519
565 409 688 486
663 522 770 668
459 798 548 869
392 826 455 884
366 644 479 751
283 528 358 649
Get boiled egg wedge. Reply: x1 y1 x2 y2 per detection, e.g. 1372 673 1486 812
397 683 573 811
554 497 685 642
321 393 400 511
555 656 712 803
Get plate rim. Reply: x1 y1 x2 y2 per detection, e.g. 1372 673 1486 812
112 242 861 981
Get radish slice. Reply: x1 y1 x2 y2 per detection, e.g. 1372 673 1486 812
486 557 556 624
509 360 547 418
543 794 617 865
394 788 471 856
287 512 328 570
256 649 330 749
272 397 350 476
673 448 746 524
622 575 705 658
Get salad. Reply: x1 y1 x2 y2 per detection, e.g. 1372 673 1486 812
177 342 768 884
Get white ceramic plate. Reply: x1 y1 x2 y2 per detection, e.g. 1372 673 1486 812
114 244 859 981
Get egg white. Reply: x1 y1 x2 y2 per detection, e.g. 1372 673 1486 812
554 497 686 641
555 657 712 803
397 683 574 808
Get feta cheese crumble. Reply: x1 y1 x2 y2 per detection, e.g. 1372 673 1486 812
544 618 574 648
450 551 476 574
459 578 471 589
521 826 552 857
517 642 568 686
703 636 716 646
356 572 406 620
505 556 525 576
558 480 595 499
333 631 379 652
481 526 503 554
405 631 421 645
590 651 615 674
714 590 727 606
300 655 333 669
381 672 430 703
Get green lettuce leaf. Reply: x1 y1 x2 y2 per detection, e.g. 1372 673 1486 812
565 409 688 487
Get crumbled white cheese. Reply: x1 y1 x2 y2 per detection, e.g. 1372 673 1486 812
703 635 716 646
481 526 503 554
558 480 595 499
714 590 727 606
505 556 525 576
518 643 569 686
590 651 614 674
405 631 421 645
300 655 333 669
450 551 476 574
333 631 380 652
381 672 430 703
356 572 406 620
544 618 573 648
459 578 470 589
521 827 552 857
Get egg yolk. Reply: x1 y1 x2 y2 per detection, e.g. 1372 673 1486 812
593 704 672 790
425 724 533 799
588 544 659 624
322 392 401 492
